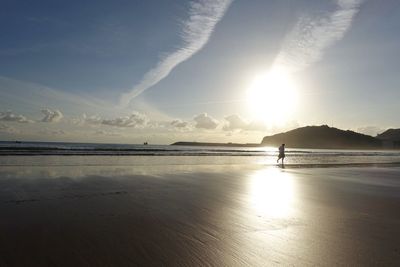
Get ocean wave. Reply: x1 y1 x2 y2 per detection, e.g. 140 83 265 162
1 141 399 158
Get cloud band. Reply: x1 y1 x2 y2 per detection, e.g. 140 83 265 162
120 0 233 107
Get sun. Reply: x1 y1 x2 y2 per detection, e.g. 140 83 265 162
246 68 299 125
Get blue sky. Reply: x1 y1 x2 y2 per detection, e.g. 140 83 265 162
1 0 399 144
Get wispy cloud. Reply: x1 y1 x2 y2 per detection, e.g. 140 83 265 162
273 0 363 73
72 114 103 126
120 0 233 107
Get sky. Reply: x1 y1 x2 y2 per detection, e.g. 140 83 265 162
1 0 400 144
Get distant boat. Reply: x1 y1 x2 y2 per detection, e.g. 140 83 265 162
143 142 148 145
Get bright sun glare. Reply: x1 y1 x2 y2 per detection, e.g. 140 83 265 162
249 169 295 218
247 68 299 125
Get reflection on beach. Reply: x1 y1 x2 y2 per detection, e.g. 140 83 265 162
0 156 399 265
248 168 296 218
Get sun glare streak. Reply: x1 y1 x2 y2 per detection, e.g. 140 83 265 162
246 68 299 126
248 168 296 218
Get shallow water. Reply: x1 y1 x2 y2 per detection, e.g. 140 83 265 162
1 141 400 165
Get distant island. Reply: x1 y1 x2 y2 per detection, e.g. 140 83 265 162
377 128 400 148
172 125 400 149
261 125 382 149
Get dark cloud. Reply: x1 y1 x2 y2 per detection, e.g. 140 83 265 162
102 112 148 128
41 109 63 123
171 119 189 128
0 111 33 123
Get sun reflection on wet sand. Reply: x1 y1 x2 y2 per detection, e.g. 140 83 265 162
248 168 296 218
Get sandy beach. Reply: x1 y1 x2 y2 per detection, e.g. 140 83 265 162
0 156 399 266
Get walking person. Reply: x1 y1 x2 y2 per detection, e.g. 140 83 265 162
277 144 285 165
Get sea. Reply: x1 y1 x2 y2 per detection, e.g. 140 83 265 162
1 141 400 167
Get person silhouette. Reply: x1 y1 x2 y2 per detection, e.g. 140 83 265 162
277 143 285 165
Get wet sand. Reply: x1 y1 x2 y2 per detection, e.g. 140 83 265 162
0 161 399 266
